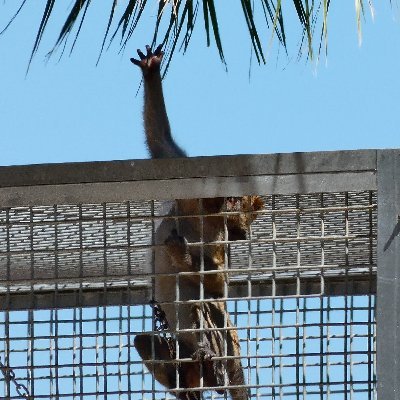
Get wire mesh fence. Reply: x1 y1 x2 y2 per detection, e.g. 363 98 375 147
0 184 377 399
0 295 376 399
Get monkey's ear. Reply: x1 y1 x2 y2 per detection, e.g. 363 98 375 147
252 196 264 211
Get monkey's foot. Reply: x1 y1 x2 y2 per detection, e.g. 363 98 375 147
130 44 163 76
192 342 216 361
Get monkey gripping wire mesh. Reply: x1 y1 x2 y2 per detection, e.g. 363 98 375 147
0 149 389 399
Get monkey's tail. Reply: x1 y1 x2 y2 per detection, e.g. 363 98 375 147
226 327 251 400
227 361 250 400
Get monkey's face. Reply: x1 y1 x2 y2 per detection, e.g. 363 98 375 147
195 196 264 241
225 196 264 241
226 224 247 241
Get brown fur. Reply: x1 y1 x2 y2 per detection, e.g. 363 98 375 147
164 195 264 298
131 45 263 400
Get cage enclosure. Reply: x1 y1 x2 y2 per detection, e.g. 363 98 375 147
0 149 398 400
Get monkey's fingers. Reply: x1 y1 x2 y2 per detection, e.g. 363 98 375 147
130 57 141 66
154 44 163 56
131 45 164 68
137 48 146 60
130 47 147 66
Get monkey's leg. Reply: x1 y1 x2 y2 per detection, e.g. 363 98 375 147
225 319 250 400
134 334 177 389
196 302 250 400
190 303 227 395
134 334 202 400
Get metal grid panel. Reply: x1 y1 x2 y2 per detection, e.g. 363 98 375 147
0 192 376 297
0 296 375 399
0 188 376 399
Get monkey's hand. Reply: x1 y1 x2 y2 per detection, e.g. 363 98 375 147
192 341 216 361
164 229 192 268
192 341 226 396
130 44 163 78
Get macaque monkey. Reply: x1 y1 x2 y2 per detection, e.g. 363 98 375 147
164 194 264 299
131 45 263 399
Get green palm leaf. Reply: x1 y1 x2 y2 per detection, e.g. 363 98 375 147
0 0 378 71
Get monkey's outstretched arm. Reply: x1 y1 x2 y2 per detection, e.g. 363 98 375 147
131 45 186 159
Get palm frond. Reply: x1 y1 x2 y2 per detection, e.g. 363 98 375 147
108 0 140 46
241 0 266 64
97 0 118 65
27 0 56 72
355 0 363 45
119 0 148 52
292 0 313 59
0 0 381 71
158 0 188 75
0 0 27 35
45 0 90 59
69 1 91 56
203 0 225 64
181 0 199 52
322 0 329 56
355 0 375 46
261 0 287 51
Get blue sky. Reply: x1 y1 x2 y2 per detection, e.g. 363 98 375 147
0 1 399 167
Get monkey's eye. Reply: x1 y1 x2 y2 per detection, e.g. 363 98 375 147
226 197 241 212
226 197 235 208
